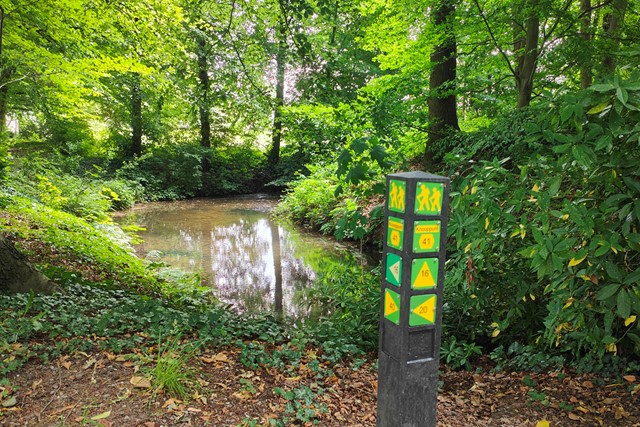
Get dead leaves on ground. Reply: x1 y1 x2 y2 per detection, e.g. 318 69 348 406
2 348 639 426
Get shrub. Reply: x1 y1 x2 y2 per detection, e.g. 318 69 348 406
444 74 640 363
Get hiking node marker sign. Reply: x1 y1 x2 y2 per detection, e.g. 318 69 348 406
377 172 450 427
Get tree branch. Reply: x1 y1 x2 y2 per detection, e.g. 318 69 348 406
472 0 518 78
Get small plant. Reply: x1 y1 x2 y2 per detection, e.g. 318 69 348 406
151 334 197 399
273 385 328 425
440 336 482 370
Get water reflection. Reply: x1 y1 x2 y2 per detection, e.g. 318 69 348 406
117 195 346 318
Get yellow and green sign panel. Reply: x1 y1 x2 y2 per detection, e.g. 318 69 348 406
409 294 437 326
388 179 406 213
411 258 439 289
414 182 444 215
387 217 405 250
386 253 402 287
384 289 401 325
413 221 441 253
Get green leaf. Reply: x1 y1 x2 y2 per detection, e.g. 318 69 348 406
350 138 368 155
604 194 631 207
91 411 111 421
590 83 615 92
372 182 385 195
560 105 573 123
571 145 595 167
624 269 640 285
345 163 368 185
617 289 631 319
587 102 610 115
617 86 629 105
370 144 393 168
336 149 352 177
594 135 612 151
1 396 17 408
596 283 620 301
606 262 624 281
548 176 562 197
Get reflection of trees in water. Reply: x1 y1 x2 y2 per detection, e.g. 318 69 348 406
210 218 273 313
210 218 317 318
117 199 350 319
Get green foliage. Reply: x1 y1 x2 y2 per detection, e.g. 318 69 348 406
0 196 212 302
275 165 340 229
115 145 205 201
304 261 380 351
8 158 142 221
151 334 198 399
444 74 640 365
0 135 10 184
205 144 265 196
275 165 384 244
273 385 328 426
433 107 542 166
115 143 264 200
439 336 483 371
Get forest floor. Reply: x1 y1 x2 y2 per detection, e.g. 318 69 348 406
2 348 639 427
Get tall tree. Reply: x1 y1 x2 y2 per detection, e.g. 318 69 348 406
602 0 628 72
514 0 540 108
427 0 460 163
268 20 287 168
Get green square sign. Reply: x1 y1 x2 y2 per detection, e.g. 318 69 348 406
388 179 406 213
411 258 439 289
386 253 402 287
414 182 444 215
384 289 401 325
387 217 404 250
412 221 441 253
409 294 437 326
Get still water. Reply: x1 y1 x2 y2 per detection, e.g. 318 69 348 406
118 195 355 318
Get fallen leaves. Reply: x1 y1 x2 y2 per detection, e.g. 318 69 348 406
1 396 17 408
200 352 229 364
130 376 152 388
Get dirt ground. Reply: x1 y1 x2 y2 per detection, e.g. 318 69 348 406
2 349 639 427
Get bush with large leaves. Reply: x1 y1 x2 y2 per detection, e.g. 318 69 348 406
445 73 640 364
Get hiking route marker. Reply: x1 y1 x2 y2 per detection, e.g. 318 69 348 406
377 171 450 427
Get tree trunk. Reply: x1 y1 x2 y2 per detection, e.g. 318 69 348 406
580 0 593 89
197 34 211 150
0 5 9 133
515 0 539 108
0 235 54 294
602 0 628 73
270 222 283 317
268 22 286 170
130 72 143 157
0 84 8 134
425 0 459 169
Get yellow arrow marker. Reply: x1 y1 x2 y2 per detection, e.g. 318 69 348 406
414 261 435 288
412 297 436 323
385 290 399 317
389 261 401 283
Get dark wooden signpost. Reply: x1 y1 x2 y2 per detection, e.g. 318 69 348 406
377 171 450 427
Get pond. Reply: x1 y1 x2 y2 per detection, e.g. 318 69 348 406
117 194 363 319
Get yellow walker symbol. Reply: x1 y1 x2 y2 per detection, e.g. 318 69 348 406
388 180 406 213
415 182 444 215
